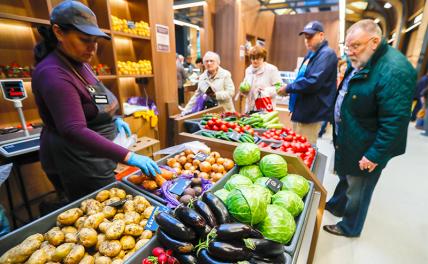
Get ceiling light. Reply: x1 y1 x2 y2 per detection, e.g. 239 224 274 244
346 8 355 14
414 13 423 24
269 0 284 3
374 18 380 24
173 1 206 10
384 2 392 9
350 1 368 10
174 19 200 30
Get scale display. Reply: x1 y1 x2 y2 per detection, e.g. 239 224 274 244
0 137 40 157
1 79 27 101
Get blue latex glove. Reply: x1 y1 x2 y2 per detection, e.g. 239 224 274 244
114 117 131 137
127 153 161 177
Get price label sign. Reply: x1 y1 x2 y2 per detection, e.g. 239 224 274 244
194 152 209 161
127 20 136 29
253 135 262 144
270 142 283 149
228 131 241 142
144 205 170 231
169 178 191 196
266 178 283 193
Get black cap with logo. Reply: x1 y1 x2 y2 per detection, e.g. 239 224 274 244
299 21 324 35
50 0 110 39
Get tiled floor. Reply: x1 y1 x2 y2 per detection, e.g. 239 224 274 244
313 125 428 264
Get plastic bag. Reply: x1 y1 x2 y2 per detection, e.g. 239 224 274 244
0 163 12 187
0 205 10 237
153 141 210 156
255 92 274 112
113 128 137 149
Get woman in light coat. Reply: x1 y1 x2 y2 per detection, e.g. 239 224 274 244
182 51 235 114
241 45 282 113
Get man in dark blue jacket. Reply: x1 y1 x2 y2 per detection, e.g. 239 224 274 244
278 21 338 144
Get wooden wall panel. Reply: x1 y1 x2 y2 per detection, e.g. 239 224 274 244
270 11 340 71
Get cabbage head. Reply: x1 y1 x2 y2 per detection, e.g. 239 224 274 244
233 143 261 166
259 154 288 178
272 190 304 217
280 174 310 198
226 185 268 225
239 165 263 182
214 188 230 203
224 174 253 191
256 184 272 205
258 204 296 244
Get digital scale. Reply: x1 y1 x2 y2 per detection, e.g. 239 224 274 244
0 79 41 158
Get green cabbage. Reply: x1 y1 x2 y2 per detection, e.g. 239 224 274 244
254 177 270 189
259 154 288 178
257 184 272 205
233 143 261 166
280 174 310 198
224 174 253 191
226 185 268 225
272 190 304 217
239 165 263 182
214 189 230 203
258 204 296 244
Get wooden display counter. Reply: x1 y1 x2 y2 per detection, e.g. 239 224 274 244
177 132 326 264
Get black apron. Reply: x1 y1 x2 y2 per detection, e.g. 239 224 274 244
43 51 119 201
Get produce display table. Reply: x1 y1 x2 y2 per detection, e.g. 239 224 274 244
177 132 327 264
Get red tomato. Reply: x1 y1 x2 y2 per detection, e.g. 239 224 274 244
248 128 255 135
207 120 214 126
212 125 219 131
158 254 168 264
300 136 308 143
221 124 228 132
285 135 293 142
283 142 291 148
275 130 281 135
234 127 241 132
204 125 210 129
152 247 165 257
212 117 218 122
143 259 153 264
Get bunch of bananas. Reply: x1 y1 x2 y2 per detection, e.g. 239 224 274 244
118 60 152 75
111 15 150 37
133 110 158 128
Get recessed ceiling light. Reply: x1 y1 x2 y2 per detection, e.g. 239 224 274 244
384 2 392 9
414 13 423 24
350 1 368 10
374 18 380 23
346 8 355 14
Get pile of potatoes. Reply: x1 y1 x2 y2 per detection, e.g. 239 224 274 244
166 149 235 183
0 188 155 264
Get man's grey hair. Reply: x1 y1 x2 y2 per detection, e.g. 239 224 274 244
347 19 382 38
203 51 221 64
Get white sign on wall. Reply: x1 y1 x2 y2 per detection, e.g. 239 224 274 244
156 24 170 52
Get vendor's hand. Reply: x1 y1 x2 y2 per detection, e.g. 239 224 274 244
358 156 378 173
114 117 131 137
127 153 161 177
206 87 215 97
277 84 288 96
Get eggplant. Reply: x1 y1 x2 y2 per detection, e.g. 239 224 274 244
197 249 233 264
250 253 285 264
216 223 263 241
155 212 196 241
175 206 207 235
207 241 252 262
202 192 231 224
156 229 194 254
194 200 217 227
175 254 198 264
243 238 284 257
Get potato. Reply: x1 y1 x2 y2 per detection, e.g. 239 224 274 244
84 213 105 229
99 240 122 258
96 190 111 202
95 234 106 251
125 194 133 200
73 216 86 230
0 247 27 263
98 220 111 233
109 188 126 199
123 200 135 213
26 249 48 264
57 208 83 226
63 244 85 264
78 228 98 248
79 254 95 264
94 256 111 264
112 213 124 221
105 220 125 240
18 234 44 256
52 243 75 262
134 203 147 214
142 207 154 219
45 227 65 246
111 259 123 264
86 200 103 215
140 230 153 240
64 232 78 243
124 212 141 225
134 239 150 250
139 219 148 228
102 206 117 219
116 250 126 259
103 197 120 207
42 244 56 261
123 224 143 236
119 236 135 250
62 226 77 234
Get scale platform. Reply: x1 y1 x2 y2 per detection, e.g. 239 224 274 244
0 127 42 158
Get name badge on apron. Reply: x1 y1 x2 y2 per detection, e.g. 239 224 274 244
93 94 109 104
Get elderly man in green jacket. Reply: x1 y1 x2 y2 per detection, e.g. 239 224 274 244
323 19 417 237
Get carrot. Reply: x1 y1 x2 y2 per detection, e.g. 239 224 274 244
154 174 167 187
142 180 158 190
160 168 175 180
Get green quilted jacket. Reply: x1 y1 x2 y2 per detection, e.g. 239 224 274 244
333 39 417 176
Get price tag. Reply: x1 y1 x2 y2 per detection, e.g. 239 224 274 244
144 205 170 231
194 152 209 161
266 178 283 193
280 133 288 138
253 135 262 144
169 178 192 196
228 131 241 142
127 20 136 29
270 142 283 149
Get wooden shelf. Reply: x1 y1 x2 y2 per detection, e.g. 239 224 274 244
97 75 117 80
0 13 49 25
112 31 150 40
118 74 154 78
0 77 32 82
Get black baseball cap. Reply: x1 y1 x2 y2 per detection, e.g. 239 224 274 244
299 21 324 35
50 0 110 39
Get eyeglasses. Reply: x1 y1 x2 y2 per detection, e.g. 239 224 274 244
344 37 375 53
250 56 262 60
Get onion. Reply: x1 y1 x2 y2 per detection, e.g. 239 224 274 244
184 149 193 155
206 157 216 165
178 156 187 165
216 157 225 165
199 172 209 179
167 158 177 167
223 159 235 170
199 161 212 173
184 163 192 170
211 164 219 173
192 159 201 167
210 151 221 159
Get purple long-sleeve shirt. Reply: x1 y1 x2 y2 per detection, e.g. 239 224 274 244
32 51 129 163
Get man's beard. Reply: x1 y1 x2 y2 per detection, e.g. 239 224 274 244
350 48 375 69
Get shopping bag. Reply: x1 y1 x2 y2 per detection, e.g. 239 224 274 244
255 92 274 112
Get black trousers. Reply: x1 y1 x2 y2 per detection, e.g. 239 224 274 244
178 87 184 105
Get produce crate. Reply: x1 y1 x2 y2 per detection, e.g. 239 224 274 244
183 118 203 133
192 129 261 144
209 172 314 255
133 238 293 264
122 151 239 205
0 182 164 264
